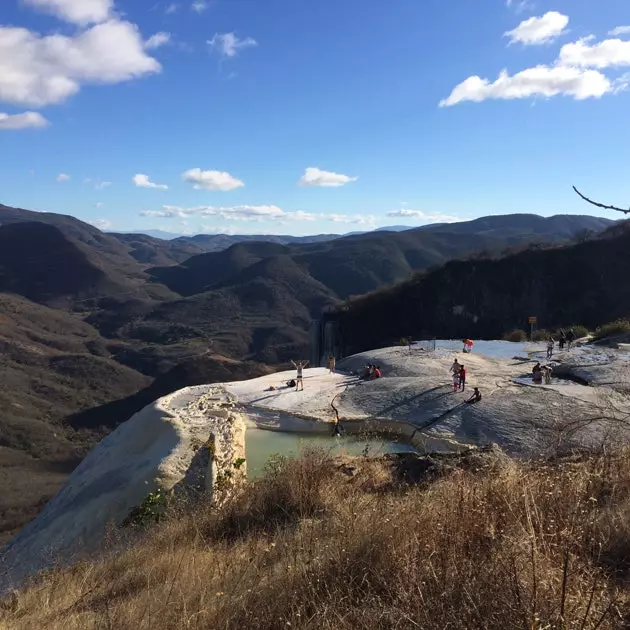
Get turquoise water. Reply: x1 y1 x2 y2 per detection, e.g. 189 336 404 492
435 339 541 360
245 428 415 479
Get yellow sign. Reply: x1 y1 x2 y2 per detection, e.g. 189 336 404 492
528 316 537 324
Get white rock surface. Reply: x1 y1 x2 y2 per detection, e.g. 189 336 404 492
0 385 245 594
3 340 629 593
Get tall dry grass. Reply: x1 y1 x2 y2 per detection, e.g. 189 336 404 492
2 448 630 629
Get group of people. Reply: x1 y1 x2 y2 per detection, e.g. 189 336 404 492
362 364 382 380
450 358 481 403
546 329 577 359
532 362 553 385
450 358 467 392
558 329 576 351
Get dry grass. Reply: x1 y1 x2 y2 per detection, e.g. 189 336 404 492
3 448 630 629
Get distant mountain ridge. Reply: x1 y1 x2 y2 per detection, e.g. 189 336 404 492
0 202 616 543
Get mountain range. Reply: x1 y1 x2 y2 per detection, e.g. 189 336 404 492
0 202 615 542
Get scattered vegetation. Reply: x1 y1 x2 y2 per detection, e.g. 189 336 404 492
4 447 630 629
503 325 590 343
123 488 169 528
595 319 630 341
503 328 528 342
531 329 550 342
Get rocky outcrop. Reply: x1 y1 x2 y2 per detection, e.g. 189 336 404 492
0 386 246 594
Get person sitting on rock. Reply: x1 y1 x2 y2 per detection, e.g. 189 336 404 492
532 362 543 384
465 387 481 404
374 366 382 378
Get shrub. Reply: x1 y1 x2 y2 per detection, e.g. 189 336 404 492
5 448 630 629
531 329 550 342
595 319 630 340
503 329 528 342
554 324 589 340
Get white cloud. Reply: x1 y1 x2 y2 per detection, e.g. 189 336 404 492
85 178 112 189
56 173 70 182
298 167 358 188
145 32 171 50
141 205 187 218
140 204 373 225
89 218 112 229
558 37 630 69
95 202 105 208
133 173 168 190
0 20 161 108
440 65 612 106
165 3 179 14
324 214 375 225
0 111 48 130
386 208 463 223
506 0 534 14
191 1 207 13
208 32 257 58
505 11 569 46
22 0 113 25
609 26 630 37
182 168 244 191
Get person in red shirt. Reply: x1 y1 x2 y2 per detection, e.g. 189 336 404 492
458 365 466 391
374 366 382 378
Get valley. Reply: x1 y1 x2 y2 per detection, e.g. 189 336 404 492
0 202 620 543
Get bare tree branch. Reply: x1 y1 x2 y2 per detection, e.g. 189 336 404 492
573 186 630 215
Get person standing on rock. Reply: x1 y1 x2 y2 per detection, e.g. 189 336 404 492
559 330 566 350
328 355 336 374
458 364 467 391
452 369 460 392
566 329 576 350
291 360 309 391
450 358 460 378
546 337 555 360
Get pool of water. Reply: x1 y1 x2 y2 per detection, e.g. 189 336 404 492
245 427 415 479
435 339 543 360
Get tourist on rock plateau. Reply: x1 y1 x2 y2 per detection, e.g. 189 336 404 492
532 362 543 384
459 364 467 391
546 337 555 359
559 330 566 350
328 355 336 374
450 358 460 377
452 369 461 392
466 387 482 404
290 359 309 391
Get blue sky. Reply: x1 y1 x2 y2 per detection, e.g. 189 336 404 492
1 0 629 236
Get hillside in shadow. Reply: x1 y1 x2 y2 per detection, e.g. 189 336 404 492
335 222 630 355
